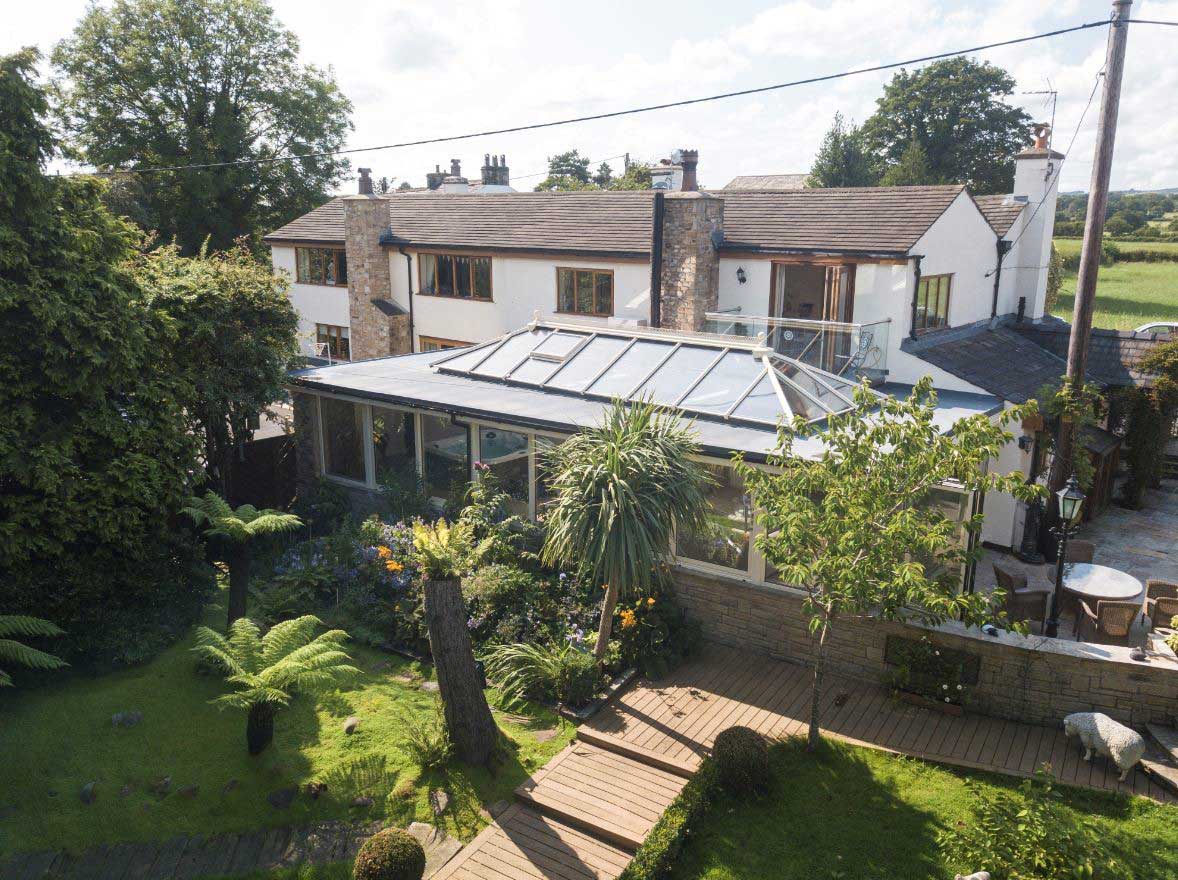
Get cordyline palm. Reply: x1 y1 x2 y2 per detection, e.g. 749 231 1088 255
0 616 68 687
192 615 359 755
184 491 302 627
541 399 712 659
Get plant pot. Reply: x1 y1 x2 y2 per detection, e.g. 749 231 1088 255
894 689 964 716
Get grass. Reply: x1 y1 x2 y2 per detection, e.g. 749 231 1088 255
1054 238 1178 258
670 738 1178 880
1051 261 1178 330
0 594 571 856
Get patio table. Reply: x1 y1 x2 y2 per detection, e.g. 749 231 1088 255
1063 563 1144 603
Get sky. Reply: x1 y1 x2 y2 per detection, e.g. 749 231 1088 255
6 0 1178 194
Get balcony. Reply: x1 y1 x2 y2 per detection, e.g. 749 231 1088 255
703 312 890 382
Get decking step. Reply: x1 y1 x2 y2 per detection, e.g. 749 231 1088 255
513 743 687 852
1146 723 1178 760
576 726 699 778
1143 725 1178 796
432 803 632 880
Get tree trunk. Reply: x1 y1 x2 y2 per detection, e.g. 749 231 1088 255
226 543 250 628
807 619 831 751
423 577 499 766
593 582 621 660
247 703 276 755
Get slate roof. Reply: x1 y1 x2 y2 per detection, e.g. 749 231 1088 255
717 185 967 256
974 195 1026 237
1011 320 1164 387
723 173 809 190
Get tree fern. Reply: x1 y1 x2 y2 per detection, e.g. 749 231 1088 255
0 615 68 687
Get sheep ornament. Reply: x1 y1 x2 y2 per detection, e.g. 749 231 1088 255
1062 712 1146 782
954 873 991 880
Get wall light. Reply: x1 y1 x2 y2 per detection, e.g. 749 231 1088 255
736 267 747 284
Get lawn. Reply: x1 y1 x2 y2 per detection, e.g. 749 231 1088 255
0 594 571 856
1054 238 1178 258
1051 261 1178 330
670 738 1178 880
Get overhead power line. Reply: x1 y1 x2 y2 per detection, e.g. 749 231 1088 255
87 17 1131 178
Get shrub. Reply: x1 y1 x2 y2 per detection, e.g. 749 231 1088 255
1166 617 1178 654
711 726 769 795
292 477 352 534
555 648 602 707
615 592 703 678
353 828 426 880
619 761 720 880
463 564 597 647
938 771 1114 880
400 701 452 770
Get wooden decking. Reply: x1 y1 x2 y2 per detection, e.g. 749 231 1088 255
581 643 1177 803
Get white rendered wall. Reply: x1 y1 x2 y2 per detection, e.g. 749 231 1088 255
999 155 1060 320
272 245 350 356
389 251 652 349
981 420 1035 548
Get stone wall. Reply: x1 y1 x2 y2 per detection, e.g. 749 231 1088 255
673 567 1178 728
659 192 723 332
343 194 411 361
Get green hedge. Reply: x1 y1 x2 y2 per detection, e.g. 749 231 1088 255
619 761 720 880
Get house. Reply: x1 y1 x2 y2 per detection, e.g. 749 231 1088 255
723 173 809 190
271 127 1087 556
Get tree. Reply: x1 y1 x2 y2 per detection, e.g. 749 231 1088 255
547 150 591 182
593 162 614 188
0 616 68 687
134 241 298 496
541 400 712 659
862 57 1031 195
1 49 209 665
412 519 499 766
608 160 653 191
879 138 937 187
1119 342 1178 509
1044 242 1064 312
807 113 878 188
193 615 359 754
184 492 302 627
736 377 1042 750
52 0 353 254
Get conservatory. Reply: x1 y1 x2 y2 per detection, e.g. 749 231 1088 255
288 317 1000 589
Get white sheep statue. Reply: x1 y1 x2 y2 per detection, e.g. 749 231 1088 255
954 872 991 880
1062 712 1146 782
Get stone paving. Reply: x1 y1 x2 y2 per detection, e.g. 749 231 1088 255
0 819 462 880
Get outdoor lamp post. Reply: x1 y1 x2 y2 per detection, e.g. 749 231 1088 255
1045 475 1086 638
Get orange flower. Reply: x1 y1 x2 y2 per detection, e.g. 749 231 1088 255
385 559 404 573
646 597 656 607
619 609 637 630
377 546 393 559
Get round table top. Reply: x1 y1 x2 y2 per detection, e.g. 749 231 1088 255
1062 563 1143 602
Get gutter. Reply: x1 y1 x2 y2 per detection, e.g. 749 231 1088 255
990 239 1013 320
398 246 416 352
908 254 924 341
649 192 665 328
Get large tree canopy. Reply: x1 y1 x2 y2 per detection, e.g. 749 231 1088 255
806 113 878 188
52 0 353 253
862 57 1031 195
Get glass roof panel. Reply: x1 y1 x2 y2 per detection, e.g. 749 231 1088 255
471 329 550 376
533 331 586 358
730 373 783 424
509 355 561 385
434 343 495 372
633 345 723 406
775 359 854 414
587 340 675 398
681 350 765 415
546 335 631 392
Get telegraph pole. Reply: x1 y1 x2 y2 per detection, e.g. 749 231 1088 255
1047 0 1132 507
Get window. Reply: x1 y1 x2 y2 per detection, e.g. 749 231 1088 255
420 336 472 352
296 247 348 286
422 414 470 507
371 407 416 482
316 324 350 361
479 427 530 517
557 268 613 317
320 397 365 482
676 463 752 572
533 435 561 513
914 274 952 333
419 253 492 300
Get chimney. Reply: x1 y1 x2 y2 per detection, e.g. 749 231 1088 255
1007 123 1064 320
481 153 510 187
426 164 446 191
342 194 409 358
679 149 699 192
441 175 470 194
358 167 374 195
450 158 462 177
656 186 723 331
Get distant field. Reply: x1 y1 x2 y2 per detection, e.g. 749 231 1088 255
1054 238 1178 257
1051 261 1178 329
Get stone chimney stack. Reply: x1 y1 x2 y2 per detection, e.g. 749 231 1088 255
481 154 511 186
450 158 462 177
679 149 699 192
658 186 723 332
426 164 446 191
358 168 374 195
342 194 409 359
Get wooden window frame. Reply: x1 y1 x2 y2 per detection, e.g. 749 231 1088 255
296 247 348 287
913 273 953 334
419 335 472 352
315 323 351 361
417 252 494 301
555 267 614 317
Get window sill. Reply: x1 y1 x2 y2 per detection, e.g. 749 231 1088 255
414 292 495 303
555 310 613 319
321 472 372 491
296 282 349 288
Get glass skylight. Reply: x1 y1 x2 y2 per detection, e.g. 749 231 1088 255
430 321 869 428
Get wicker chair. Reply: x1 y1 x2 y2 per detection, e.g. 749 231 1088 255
993 564 1052 632
1077 599 1140 645
1065 540 1096 564
1145 579 1178 631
